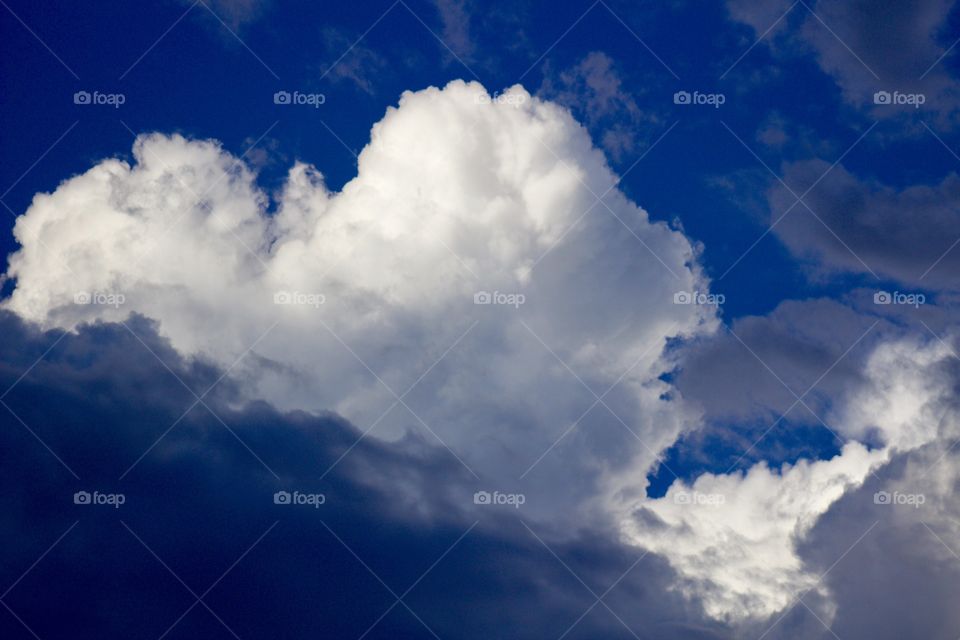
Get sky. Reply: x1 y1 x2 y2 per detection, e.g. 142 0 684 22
1 1 960 638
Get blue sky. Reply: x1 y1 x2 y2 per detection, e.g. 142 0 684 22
3 1 960 638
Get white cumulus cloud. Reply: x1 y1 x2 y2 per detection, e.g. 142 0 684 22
2 80 715 524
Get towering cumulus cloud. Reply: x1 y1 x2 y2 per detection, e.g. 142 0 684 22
2 80 714 523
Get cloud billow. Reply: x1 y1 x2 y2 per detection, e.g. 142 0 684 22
769 158 960 289
2 80 715 528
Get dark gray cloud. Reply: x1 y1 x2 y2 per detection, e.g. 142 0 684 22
676 297 879 428
0 312 727 639
793 439 960 640
800 0 957 119
669 293 960 478
770 158 960 289
726 0 960 124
